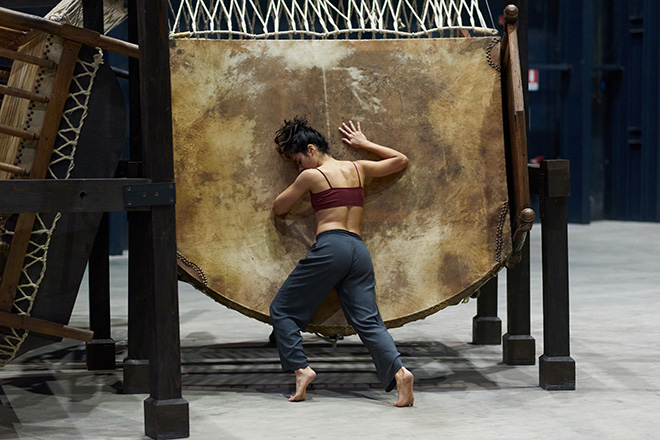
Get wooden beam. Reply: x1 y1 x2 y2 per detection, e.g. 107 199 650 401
12 29 41 50
123 0 151 394
0 1 60 8
0 161 28 176
502 4 535 367
503 5 531 233
28 39 81 178
0 310 93 342
0 123 39 141
0 179 171 212
0 26 26 44
0 8 56 34
0 213 36 312
0 45 57 69
0 83 50 103
0 7 139 59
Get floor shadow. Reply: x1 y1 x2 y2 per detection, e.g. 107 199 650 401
1 338 514 396
179 340 506 393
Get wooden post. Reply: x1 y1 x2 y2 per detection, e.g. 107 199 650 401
503 238 535 364
538 160 575 390
86 213 116 370
500 4 536 365
136 0 189 437
122 0 150 395
82 0 104 33
83 0 116 372
472 276 501 345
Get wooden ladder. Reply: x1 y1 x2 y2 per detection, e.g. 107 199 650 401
0 7 138 343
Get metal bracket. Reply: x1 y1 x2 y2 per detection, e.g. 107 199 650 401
124 182 175 208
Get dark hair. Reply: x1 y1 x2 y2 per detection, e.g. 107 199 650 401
274 116 329 159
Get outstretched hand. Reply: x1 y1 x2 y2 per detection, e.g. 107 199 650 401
339 121 369 149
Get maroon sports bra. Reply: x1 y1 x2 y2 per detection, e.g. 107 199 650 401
310 163 364 212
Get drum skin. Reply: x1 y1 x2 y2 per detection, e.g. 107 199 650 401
170 38 511 336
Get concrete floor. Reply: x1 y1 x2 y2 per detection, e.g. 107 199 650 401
0 221 659 439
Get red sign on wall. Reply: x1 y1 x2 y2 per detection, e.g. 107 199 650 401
529 68 539 91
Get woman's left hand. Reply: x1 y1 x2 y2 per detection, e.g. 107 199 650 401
339 121 368 149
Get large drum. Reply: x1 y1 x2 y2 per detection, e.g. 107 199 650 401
171 37 511 336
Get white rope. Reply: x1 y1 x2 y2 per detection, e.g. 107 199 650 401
169 0 498 39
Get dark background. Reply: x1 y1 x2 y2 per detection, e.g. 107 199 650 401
4 0 659 253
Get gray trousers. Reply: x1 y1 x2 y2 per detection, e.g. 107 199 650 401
270 229 403 391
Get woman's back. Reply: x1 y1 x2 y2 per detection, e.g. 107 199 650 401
272 120 407 236
309 160 364 235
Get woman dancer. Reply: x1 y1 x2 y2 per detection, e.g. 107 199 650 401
270 116 414 406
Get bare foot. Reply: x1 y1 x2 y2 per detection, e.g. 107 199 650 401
393 366 414 407
289 366 316 402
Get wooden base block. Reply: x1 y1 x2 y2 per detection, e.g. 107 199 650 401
85 339 116 370
123 358 150 394
144 396 190 439
472 316 502 345
503 333 535 365
539 354 576 390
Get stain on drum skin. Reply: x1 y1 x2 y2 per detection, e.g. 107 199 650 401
171 38 512 337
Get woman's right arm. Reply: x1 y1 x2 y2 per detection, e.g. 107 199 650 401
273 170 314 215
339 121 409 178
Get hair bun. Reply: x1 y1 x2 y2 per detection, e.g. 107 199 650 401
274 115 329 158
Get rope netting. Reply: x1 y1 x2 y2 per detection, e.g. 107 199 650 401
169 0 498 39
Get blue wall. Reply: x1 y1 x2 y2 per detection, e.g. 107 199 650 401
494 0 660 222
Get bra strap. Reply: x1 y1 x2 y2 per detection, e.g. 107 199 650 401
315 168 332 188
352 162 362 186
